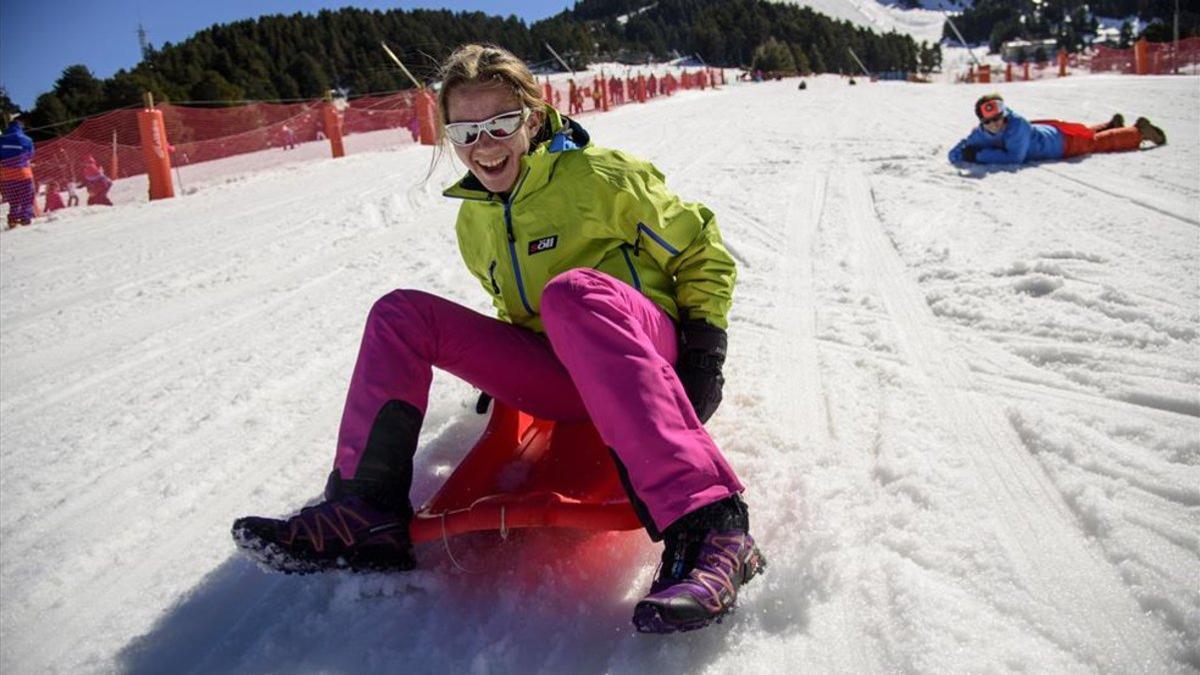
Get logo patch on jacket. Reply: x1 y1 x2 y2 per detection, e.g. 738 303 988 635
528 235 558 255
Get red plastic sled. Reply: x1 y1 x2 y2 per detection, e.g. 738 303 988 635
409 401 643 544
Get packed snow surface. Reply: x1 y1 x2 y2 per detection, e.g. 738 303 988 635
2 75 1198 674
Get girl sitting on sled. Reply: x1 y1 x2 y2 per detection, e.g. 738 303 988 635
233 44 764 634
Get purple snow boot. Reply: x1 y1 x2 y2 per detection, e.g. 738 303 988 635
232 470 414 574
633 496 766 633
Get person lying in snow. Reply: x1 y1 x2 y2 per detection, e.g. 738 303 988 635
948 93 1166 165
232 43 764 634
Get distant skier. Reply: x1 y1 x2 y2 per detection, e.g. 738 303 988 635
232 43 764 635
80 156 113 206
1 115 36 228
43 180 65 212
281 124 297 150
65 178 79 207
949 94 1166 166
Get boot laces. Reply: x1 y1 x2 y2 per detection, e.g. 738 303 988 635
688 533 745 605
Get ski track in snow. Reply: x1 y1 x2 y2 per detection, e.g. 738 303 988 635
1 75 1198 674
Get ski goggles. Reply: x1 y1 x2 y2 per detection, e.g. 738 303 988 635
444 109 528 146
977 99 1006 123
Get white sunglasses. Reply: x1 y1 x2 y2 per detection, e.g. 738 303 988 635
444 109 528 146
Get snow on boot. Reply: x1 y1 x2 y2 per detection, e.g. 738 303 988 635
633 530 765 633
232 470 414 574
1135 117 1166 146
632 495 765 633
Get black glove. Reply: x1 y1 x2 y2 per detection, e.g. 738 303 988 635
675 319 727 423
962 146 979 163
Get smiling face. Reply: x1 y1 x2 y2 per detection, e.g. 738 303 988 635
446 82 543 194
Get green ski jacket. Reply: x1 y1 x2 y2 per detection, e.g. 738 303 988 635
444 105 736 333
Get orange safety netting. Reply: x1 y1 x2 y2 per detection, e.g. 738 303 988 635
1090 37 1200 74
539 68 723 115
19 67 724 215
345 91 421 138
962 38 1200 82
28 93 421 195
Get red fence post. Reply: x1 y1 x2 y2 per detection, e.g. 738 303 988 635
137 93 174 201
416 90 438 146
1057 49 1068 77
322 96 345 158
1135 38 1150 74
1006 63 1013 82
110 130 120 181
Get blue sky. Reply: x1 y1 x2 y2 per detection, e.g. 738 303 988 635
0 1 571 109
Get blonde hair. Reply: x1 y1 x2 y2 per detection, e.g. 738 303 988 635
425 44 548 182
437 44 544 128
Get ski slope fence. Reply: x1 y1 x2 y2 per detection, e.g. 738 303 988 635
1090 37 1200 74
17 67 727 214
958 37 1200 83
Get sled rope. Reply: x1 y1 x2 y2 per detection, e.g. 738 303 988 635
439 513 473 573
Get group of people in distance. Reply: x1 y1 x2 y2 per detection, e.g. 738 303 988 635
1 115 114 229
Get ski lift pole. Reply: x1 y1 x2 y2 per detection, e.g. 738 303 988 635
380 42 424 90
847 47 873 78
544 42 575 74
944 15 983 67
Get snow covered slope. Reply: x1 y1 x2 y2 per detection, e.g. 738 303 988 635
773 0 952 43
1 75 1198 674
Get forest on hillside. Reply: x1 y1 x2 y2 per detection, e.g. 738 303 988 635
3 0 939 140
948 0 1198 53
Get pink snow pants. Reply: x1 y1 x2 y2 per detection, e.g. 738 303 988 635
334 268 743 531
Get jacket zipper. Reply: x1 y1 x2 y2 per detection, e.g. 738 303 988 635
504 200 535 315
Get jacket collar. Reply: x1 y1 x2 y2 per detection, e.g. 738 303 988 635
442 105 590 203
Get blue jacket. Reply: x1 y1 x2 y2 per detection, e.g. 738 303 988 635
948 110 1064 165
0 121 34 169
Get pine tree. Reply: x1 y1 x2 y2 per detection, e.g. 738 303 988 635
0 87 22 118
752 37 796 72
808 45 827 74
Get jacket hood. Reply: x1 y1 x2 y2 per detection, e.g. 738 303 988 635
443 104 590 202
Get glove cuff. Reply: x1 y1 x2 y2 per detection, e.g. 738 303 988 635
679 319 727 360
